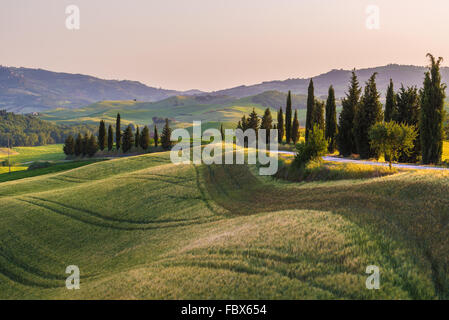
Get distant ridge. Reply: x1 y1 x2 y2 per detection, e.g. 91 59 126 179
2 64 449 113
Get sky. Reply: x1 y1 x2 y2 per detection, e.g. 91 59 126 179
1 0 449 91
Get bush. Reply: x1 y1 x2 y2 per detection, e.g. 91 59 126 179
27 161 52 170
293 125 327 168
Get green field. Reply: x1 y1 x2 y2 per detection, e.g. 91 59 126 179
0 150 447 299
0 145 65 165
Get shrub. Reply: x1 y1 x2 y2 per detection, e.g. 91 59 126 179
293 124 327 168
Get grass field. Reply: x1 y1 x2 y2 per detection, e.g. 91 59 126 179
0 145 65 165
0 150 447 299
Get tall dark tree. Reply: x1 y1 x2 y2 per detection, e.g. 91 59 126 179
98 120 106 151
354 73 383 159
325 86 337 152
337 71 361 156
86 134 98 157
395 85 421 162
135 126 140 148
160 118 172 150
291 110 300 144
247 108 260 133
154 126 159 147
260 108 273 144
140 125 150 150
115 113 121 150
63 135 75 155
420 54 446 164
313 99 325 131
220 123 225 140
74 133 82 156
107 125 114 151
285 91 293 143
82 133 89 156
277 107 284 144
384 79 396 122
305 79 315 142
122 125 134 153
240 115 249 131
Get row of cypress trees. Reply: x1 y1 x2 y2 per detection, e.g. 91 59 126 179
276 91 300 144
337 53 445 164
64 113 173 157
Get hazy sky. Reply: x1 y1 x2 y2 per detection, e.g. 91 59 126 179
1 0 449 91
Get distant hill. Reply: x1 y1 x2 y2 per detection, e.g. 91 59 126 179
40 91 310 129
212 64 449 99
0 66 202 113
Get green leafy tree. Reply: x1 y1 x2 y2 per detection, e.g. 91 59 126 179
285 91 293 143
384 79 396 122
140 126 150 150
305 79 315 142
354 73 383 159
98 120 106 151
337 70 361 156
107 124 114 151
291 110 300 144
294 124 327 168
325 86 337 153
154 126 159 147
160 118 172 150
277 107 284 144
115 113 121 150
135 126 140 148
420 54 446 164
63 135 75 155
74 133 82 156
260 108 273 144
369 121 417 169
394 85 421 162
122 125 134 153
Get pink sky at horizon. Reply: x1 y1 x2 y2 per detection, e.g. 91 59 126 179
1 0 449 91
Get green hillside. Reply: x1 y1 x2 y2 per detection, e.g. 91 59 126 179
0 151 447 299
39 91 311 129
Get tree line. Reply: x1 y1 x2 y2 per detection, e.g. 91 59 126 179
259 53 447 165
63 113 173 157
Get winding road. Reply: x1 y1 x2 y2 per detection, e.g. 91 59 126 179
274 150 449 171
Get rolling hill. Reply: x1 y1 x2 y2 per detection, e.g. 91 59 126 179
39 91 312 129
0 66 202 113
0 151 447 299
2 64 449 114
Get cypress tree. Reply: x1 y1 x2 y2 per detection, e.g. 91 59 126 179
220 124 225 140
313 99 325 131
354 73 383 159
74 133 82 156
241 115 249 131
305 79 315 142
140 126 150 150
115 113 121 150
337 71 361 156
135 126 140 148
154 126 159 147
63 135 75 155
325 86 337 153
98 120 106 151
160 118 172 150
247 108 259 133
87 134 98 157
285 91 292 143
277 107 284 144
122 125 134 153
291 110 300 144
107 125 114 151
384 79 396 122
395 85 421 162
420 54 446 164
82 133 89 156
237 121 243 130
260 108 273 144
